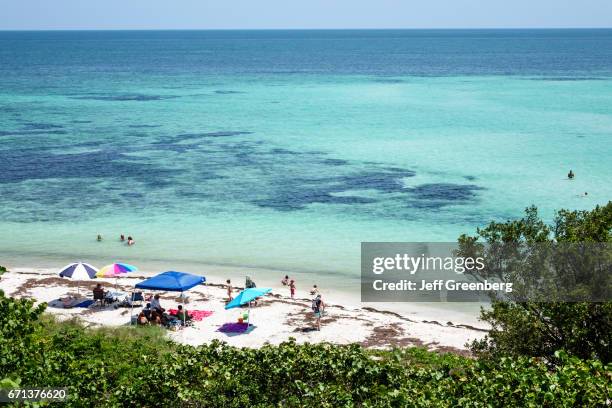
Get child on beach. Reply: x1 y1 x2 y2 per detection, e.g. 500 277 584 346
226 279 233 302
310 284 320 297
177 305 191 325
281 275 290 286
289 280 296 298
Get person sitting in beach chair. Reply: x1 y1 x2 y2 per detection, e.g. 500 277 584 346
150 294 164 313
245 276 259 305
93 284 105 307
245 276 256 288
130 291 144 307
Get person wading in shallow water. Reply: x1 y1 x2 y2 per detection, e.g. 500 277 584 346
568 169 575 179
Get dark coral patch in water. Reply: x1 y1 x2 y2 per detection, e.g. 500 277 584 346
331 168 415 193
406 183 484 209
0 149 177 185
528 77 607 81
129 124 161 128
252 189 377 211
252 168 413 211
71 94 179 101
0 129 68 137
21 122 64 130
321 158 349 166
372 78 405 83
150 131 253 153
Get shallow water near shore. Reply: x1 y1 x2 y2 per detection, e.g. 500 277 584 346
1 29 611 321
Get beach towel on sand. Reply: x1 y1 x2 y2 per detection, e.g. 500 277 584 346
217 322 252 333
168 309 213 321
75 299 95 308
50 297 89 309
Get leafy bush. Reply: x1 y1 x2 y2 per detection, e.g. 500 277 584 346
0 289 46 379
458 203 612 363
0 290 609 407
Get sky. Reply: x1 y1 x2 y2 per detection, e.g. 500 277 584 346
1 0 611 30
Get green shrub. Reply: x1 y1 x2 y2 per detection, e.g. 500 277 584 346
0 291 608 407
458 203 612 363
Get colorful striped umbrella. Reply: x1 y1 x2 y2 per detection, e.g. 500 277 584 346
97 263 138 289
96 263 138 278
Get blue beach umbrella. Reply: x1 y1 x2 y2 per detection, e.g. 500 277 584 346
131 271 206 325
225 287 272 327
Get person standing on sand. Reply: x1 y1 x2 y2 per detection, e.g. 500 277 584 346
226 279 233 302
312 294 324 331
289 280 296 299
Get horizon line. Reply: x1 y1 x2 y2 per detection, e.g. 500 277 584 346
1 26 611 32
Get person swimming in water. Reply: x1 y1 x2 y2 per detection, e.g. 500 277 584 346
97 234 102 242
127 236 135 246
568 169 575 179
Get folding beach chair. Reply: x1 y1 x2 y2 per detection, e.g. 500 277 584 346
130 291 144 307
93 289 105 308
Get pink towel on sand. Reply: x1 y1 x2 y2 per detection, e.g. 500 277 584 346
168 309 213 321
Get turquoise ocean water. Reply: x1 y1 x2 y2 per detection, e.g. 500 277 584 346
1 30 611 303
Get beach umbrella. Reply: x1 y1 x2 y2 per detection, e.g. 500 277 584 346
58 262 98 294
97 263 138 289
132 271 206 325
225 287 272 327
96 262 138 277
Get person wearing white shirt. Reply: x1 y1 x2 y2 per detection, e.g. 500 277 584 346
150 294 163 312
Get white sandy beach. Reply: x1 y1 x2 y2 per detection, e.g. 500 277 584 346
0 267 487 353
